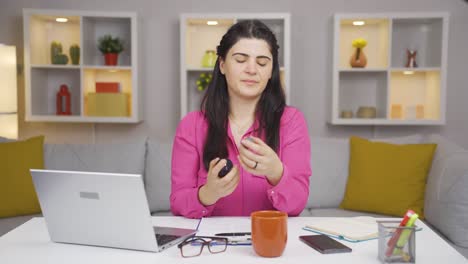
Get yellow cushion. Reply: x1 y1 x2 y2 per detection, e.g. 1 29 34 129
340 136 437 219
0 136 44 218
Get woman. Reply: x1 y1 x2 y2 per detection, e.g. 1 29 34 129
170 20 311 218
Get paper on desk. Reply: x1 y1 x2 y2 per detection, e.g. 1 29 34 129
196 217 251 236
151 216 201 230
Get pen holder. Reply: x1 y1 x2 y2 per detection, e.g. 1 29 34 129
377 221 416 263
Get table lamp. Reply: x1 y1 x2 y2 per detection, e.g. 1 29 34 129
0 44 18 139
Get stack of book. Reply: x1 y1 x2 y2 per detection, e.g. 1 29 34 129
303 216 379 242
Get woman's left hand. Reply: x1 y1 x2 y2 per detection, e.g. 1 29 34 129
238 136 283 185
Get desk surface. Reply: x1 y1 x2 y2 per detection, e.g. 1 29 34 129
0 216 466 264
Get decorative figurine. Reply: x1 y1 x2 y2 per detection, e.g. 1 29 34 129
405 49 418 68
56 84 72 115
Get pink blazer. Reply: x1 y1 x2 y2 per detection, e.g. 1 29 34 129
170 106 312 218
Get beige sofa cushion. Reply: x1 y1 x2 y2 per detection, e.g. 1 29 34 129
44 139 146 175
423 135 468 248
145 140 173 212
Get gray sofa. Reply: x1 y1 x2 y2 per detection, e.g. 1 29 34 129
0 134 467 258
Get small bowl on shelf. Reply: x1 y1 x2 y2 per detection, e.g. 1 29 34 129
340 110 354 118
356 106 377 118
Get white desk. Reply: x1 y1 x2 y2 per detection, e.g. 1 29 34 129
0 217 466 264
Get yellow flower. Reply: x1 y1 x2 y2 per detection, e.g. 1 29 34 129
352 38 367 48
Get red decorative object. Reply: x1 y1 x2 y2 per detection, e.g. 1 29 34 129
104 53 118 66
96 82 121 93
56 84 71 115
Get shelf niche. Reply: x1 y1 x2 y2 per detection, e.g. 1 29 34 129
185 18 234 69
339 18 389 69
339 71 387 119
389 70 440 120
391 18 443 68
82 16 132 67
30 68 81 116
29 15 80 65
180 14 290 118
83 68 133 117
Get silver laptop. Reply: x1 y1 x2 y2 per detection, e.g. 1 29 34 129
30 169 197 252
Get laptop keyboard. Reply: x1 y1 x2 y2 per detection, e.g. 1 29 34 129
155 234 181 246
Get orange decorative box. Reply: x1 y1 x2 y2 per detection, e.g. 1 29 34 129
391 104 403 119
95 82 121 93
416 105 425 119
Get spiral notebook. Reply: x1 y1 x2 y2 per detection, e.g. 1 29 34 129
303 216 379 243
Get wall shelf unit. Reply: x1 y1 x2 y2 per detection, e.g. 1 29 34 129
23 9 141 123
180 13 290 119
331 13 448 125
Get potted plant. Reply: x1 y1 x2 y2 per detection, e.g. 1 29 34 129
98 35 124 66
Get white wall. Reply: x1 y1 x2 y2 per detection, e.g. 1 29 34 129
1 0 467 147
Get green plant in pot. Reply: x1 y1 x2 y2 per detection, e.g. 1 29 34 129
97 35 124 66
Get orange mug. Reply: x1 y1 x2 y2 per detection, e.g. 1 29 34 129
251 210 288 257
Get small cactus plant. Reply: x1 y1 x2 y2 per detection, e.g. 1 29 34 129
69 44 80 65
54 54 69 65
50 41 63 64
50 41 70 65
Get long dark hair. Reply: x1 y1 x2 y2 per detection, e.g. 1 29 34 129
201 20 286 170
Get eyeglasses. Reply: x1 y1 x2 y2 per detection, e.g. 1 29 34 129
177 236 228 258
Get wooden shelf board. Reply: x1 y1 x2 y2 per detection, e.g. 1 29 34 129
390 67 440 72
330 118 443 125
31 64 80 69
83 65 132 70
339 68 387 72
26 114 140 123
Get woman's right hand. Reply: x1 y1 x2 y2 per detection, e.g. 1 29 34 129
198 158 240 206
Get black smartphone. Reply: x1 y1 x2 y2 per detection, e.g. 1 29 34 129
299 235 352 254
217 158 233 178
